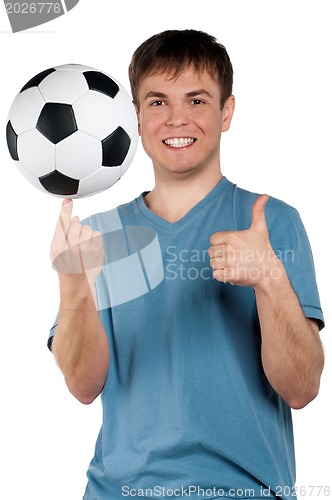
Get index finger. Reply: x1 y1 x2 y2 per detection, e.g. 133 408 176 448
56 198 73 239
210 231 227 246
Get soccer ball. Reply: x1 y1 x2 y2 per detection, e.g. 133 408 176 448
6 64 138 198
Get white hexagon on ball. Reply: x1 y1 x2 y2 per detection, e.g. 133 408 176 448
18 129 55 176
78 166 122 197
39 69 89 104
8 87 45 135
73 91 120 140
56 131 102 179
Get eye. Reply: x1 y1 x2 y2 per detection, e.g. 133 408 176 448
151 100 166 106
191 99 204 105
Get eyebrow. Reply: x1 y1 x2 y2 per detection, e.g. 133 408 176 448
144 91 167 100
144 89 213 100
186 89 213 98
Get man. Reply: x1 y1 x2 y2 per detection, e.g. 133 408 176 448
49 30 325 500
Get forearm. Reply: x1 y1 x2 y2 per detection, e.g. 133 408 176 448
52 274 110 404
255 263 324 409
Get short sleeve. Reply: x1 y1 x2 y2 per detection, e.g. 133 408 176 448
266 201 324 330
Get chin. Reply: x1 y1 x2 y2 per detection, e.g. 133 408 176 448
167 165 197 176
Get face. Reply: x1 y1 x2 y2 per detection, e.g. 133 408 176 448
136 66 234 179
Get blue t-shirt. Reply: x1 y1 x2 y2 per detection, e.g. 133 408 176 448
49 177 324 500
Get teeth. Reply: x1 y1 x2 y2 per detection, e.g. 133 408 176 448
164 138 195 147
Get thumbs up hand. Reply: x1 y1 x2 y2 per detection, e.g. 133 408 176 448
209 195 281 287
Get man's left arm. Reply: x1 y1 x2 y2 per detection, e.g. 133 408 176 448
254 262 324 409
209 194 325 409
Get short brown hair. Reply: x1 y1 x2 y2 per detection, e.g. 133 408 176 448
129 29 233 110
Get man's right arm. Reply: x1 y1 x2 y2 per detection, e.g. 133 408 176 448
50 199 109 405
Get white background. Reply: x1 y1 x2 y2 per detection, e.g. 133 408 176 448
0 1 331 499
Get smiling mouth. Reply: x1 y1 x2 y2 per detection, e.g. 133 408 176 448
163 137 196 148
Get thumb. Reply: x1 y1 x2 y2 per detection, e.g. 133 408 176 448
250 194 269 232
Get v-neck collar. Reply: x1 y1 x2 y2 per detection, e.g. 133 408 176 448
134 176 230 232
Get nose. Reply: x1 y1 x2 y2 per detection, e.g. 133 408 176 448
165 104 189 127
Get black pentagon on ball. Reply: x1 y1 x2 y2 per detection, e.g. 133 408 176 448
102 127 130 167
20 68 56 93
39 170 79 196
83 71 119 98
37 103 77 144
6 121 19 161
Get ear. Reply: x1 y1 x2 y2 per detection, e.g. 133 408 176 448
221 95 235 132
133 100 141 136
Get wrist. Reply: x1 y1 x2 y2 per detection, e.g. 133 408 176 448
58 272 98 309
254 258 288 295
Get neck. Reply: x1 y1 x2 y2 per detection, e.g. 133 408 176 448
144 169 223 223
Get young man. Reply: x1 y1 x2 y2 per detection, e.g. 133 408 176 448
49 30 325 500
